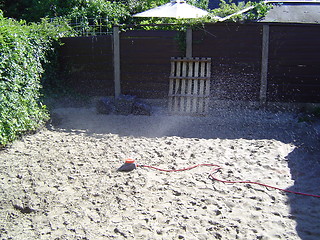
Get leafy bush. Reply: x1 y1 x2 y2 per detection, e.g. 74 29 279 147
210 0 272 22
67 0 130 33
246 1 273 21
0 12 72 147
2 0 130 34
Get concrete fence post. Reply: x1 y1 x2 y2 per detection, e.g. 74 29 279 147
113 26 121 98
186 28 192 58
260 24 269 105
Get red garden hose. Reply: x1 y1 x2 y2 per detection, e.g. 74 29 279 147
136 163 320 199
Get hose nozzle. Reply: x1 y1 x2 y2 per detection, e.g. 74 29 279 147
117 158 137 172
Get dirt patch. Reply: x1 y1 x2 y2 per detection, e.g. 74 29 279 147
1 102 320 239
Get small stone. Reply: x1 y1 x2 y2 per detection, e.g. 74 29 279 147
96 97 115 114
215 210 222 215
132 100 152 115
13 204 35 214
172 190 182 196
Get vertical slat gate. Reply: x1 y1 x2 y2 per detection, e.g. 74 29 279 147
168 57 211 115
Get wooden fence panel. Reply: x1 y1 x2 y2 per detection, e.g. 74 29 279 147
193 23 262 101
267 24 320 102
57 23 320 103
59 36 114 96
120 30 183 98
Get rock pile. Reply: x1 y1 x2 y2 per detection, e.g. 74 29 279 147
96 95 152 116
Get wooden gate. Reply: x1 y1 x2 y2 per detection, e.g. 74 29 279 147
168 57 211 115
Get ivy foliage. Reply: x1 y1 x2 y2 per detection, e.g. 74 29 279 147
1 0 130 33
1 0 129 23
67 0 130 31
0 12 72 147
245 1 274 21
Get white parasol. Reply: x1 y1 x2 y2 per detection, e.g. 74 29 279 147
133 0 209 19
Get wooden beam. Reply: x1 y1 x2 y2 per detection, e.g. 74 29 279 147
113 26 121 98
260 24 269 105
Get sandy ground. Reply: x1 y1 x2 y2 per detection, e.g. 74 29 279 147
1 101 320 240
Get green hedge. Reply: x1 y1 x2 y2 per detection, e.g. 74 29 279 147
0 13 71 147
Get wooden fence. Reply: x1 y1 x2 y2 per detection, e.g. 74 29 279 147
59 36 114 96
58 23 320 103
193 24 262 101
120 30 182 98
268 24 320 102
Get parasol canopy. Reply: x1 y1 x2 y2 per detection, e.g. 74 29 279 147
133 0 209 19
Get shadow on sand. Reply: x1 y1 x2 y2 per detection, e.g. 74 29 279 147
286 144 320 240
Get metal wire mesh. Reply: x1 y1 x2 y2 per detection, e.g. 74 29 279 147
51 17 113 36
